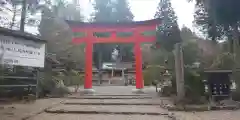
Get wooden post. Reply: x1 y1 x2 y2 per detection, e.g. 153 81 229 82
111 69 114 78
174 43 185 101
122 69 124 79
20 0 27 32
34 69 39 98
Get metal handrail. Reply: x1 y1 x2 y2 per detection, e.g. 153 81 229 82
0 76 35 80
0 84 36 87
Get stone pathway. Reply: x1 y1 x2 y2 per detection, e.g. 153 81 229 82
2 86 240 120
30 114 170 120
29 86 174 120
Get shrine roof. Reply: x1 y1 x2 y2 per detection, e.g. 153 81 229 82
66 18 161 28
204 69 233 73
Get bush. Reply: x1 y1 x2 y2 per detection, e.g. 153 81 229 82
184 69 205 104
50 86 70 97
143 71 153 86
170 75 177 94
143 66 164 86
38 71 74 97
210 52 234 69
63 70 84 86
50 75 71 97
171 69 206 104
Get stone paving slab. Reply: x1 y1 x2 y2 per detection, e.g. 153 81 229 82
65 99 161 103
82 94 149 96
66 96 153 99
64 102 161 105
30 113 171 120
46 105 168 114
69 86 158 95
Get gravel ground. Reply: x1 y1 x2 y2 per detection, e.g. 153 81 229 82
174 111 240 120
0 98 64 120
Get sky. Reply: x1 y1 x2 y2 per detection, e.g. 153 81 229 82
79 0 195 30
0 0 196 35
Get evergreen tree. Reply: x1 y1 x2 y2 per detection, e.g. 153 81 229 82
194 2 225 42
112 0 133 22
38 0 85 66
112 0 134 62
180 26 195 42
0 0 12 28
91 0 113 22
155 0 181 52
91 0 134 69
191 0 240 95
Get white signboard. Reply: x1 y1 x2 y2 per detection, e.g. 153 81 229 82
0 35 45 68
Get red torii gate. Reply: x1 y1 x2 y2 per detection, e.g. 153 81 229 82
66 19 161 93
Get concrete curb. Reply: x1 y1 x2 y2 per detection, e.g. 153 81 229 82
21 100 65 120
63 102 161 106
82 94 149 96
161 104 240 112
65 96 153 99
45 109 170 116
210 106 240 111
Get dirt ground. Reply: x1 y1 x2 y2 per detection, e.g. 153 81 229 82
0 98 64 120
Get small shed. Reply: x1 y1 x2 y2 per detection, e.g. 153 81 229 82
204 69 232 101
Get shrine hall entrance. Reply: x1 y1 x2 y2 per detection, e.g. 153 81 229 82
66 19 161 93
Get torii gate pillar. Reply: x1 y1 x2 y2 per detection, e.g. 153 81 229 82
133 42 144 93
83 41 95 94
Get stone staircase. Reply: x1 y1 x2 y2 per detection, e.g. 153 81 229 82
93 79 126 86
30 86 176 120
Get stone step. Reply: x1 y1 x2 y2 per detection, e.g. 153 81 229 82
45 105 168 116
31 114 171 120
66 96 153 99
83 94 149 96
64 99 162 105
64 102 161 106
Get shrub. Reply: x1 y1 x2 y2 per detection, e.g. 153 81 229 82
50 75 71 97
63 70 84 86
184 69 205 104
143 66 164 86
50 86 70 97
210 52 234 69
171 69 206 104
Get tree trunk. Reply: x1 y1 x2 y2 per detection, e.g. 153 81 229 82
228 39 234 53
20 0 27 32
10 5 17 29
232 24 240 93
174 43 185 102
